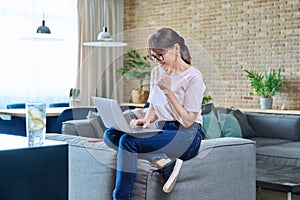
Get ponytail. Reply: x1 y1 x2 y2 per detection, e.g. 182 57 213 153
178 37 191 64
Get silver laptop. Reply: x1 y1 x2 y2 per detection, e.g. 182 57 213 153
92 96 161 135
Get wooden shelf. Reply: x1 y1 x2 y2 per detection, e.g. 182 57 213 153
239 108 300 116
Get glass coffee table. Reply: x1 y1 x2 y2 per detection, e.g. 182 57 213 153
256 160 300 200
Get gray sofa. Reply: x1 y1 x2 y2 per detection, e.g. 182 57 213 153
201 103 300 167
245 112 300 167
46 107 256 200
45 133 255 200
45 104 300 200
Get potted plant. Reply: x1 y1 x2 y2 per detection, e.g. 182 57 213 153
202 94 212 104
117 49 152 103
69 88 81 107
245 68 283 109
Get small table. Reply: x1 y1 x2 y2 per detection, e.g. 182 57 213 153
0 107 95 135
0 107 67 118
0 108 68 135
256 161 300 200
0 134 68 200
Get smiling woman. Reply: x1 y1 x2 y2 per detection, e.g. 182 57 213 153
0 0 78 108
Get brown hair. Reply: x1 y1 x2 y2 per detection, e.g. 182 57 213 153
147 28 191 65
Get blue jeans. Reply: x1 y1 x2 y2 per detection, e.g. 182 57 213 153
103 121 202 200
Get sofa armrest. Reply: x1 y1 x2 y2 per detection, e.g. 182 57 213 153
182 138 256 199
132 137 256 200
45 133 117 200
62 118 104 138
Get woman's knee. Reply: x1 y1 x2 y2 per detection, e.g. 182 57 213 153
180 134 201 160
103 128 112 143
119 134 138 152
103 128 122 149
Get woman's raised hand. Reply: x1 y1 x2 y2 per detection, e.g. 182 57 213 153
157 71 171 92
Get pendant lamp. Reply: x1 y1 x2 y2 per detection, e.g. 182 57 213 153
83 0 127 47
21 13 64 41
36 13 51 34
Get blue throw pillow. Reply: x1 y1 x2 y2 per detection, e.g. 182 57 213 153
218 111 242 138
202 110 222 139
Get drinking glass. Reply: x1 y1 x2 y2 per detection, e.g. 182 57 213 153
26 102 46 146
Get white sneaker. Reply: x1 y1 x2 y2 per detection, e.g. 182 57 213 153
162 158 183 193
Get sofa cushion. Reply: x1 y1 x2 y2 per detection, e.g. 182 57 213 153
202 104 245 139
246 113 300 141
62 119 96 138
256 142 300 166
229 108 257 138
218 112 242 138
62 111 106 139
202 110 222 139
250 137 291 148
202 102 216 115
86 111 106 138
216 107 257 138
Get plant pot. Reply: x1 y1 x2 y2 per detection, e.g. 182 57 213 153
260 97 273 109
131 89 149 104
70 99 81 107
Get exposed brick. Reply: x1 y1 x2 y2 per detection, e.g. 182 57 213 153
123 0 300 109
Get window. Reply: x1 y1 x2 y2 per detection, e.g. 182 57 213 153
0 0 78 108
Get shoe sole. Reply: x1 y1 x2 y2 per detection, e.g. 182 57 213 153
162 159 183 193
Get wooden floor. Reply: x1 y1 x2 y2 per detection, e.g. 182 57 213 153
257 188 300 200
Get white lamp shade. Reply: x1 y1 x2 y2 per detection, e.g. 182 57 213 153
83 41 127 47
21 33 65 41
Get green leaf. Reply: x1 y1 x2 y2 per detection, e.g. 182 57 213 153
117 49 152 88
202 95 212 104
245 67 283 98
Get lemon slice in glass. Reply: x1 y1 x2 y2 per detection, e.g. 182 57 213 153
28 107 45 131
28 107 43 119
28 118 45 131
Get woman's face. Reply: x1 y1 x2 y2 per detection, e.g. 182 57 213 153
150 46 176 69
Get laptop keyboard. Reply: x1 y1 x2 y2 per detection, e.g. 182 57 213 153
133 126 144 131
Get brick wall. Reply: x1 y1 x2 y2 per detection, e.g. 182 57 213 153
123 0 300 109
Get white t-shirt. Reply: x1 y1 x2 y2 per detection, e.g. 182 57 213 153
148 65 206 125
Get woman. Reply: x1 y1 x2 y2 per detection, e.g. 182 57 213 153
104 27 206 200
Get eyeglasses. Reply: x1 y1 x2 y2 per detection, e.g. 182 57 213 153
148 54 164 62
148 52 167 62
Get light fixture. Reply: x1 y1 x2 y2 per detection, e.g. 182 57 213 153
20 11 65 41
83 0 127 47
36 13 51 34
